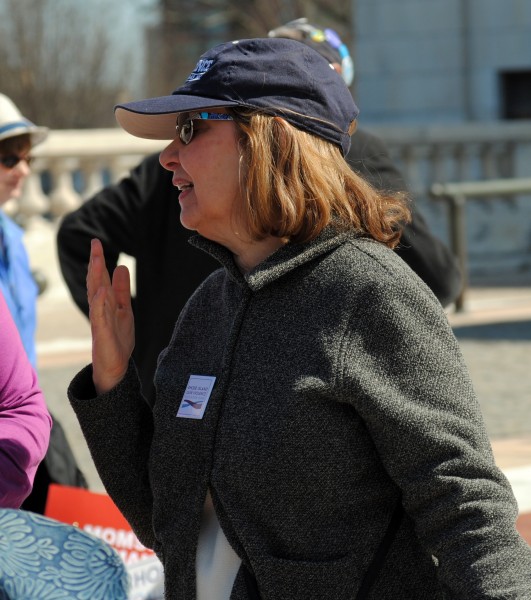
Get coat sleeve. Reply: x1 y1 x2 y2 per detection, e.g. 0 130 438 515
348 129 463 307
56 153 162 317
341 258 531 596
67 360 156 550
0 292 52 508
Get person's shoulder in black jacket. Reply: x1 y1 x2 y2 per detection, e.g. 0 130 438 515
348 128 462 307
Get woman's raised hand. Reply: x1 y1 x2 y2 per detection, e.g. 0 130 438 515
87 239 135 394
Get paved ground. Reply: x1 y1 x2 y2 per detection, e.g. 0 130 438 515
26 217 531 544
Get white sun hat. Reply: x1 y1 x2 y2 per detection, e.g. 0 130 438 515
0 93 48 146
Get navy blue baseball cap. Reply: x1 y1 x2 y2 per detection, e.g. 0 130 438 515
114 37 358 156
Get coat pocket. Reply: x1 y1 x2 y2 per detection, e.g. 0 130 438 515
251 552 360 600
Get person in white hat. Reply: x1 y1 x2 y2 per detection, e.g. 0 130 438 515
0 95 52 510
0 94 87 514
0 93 47 365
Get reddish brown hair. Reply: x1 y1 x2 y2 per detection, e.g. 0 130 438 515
231 109 410 248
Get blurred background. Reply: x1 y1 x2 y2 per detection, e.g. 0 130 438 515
0 0 529 539
2 0 531 124
1 0 531 281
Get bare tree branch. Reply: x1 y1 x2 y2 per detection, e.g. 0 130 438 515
0 0 133 128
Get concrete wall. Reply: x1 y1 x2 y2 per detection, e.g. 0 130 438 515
354 0 531 125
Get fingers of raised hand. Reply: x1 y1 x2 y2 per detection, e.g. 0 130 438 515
87 239 112 306
112 265 132 312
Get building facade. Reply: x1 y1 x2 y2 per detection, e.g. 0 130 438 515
353 0 531 125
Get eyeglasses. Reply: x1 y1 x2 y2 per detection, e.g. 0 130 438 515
176 112 234 145
0 154 33 169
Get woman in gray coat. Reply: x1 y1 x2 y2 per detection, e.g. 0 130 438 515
69 38 531 599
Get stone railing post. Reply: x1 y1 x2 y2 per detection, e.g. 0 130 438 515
48 158 83 217
18 170 50 217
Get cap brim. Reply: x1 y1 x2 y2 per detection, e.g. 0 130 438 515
114 95 239 140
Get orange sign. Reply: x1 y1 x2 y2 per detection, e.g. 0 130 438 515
45 484 155 565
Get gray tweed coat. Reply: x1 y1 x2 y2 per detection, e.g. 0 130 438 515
68 229 531 599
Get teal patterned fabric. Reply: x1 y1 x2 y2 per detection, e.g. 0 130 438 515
0 509 129 599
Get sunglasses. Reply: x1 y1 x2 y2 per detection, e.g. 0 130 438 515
0 154 33 169
176 112 234 145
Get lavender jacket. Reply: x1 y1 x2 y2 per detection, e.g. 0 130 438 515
0 291 51 508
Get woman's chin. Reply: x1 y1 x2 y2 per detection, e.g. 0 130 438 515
179 212 200 232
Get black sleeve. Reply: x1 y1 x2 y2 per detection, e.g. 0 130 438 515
347 128 409 194
395 208 463 308
56 154 162 317
347 129 462 307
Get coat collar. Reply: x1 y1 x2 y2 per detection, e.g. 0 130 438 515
189 227 359 292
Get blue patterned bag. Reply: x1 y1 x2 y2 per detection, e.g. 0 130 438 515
0 509 129 599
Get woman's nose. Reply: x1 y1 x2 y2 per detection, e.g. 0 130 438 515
159 138 181 171
14 158 31 177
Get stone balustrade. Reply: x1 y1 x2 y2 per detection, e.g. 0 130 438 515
7 129 165 219
372 120 531 276
8 121 531 277
369 120 531 198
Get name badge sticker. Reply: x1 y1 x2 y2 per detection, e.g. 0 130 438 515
177 375 217 419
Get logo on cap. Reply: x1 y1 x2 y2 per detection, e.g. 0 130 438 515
186 59 215 82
